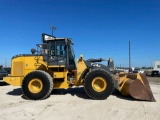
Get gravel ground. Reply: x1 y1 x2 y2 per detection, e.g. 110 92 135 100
0 77 160 120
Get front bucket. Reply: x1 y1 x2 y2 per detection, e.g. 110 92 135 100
114 73 156 102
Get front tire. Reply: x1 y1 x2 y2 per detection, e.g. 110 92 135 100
84 69 114 100
22 70 53 100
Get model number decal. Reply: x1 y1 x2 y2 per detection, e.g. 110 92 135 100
91 63 100 67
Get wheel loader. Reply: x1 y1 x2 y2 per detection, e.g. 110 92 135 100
3 33 155 101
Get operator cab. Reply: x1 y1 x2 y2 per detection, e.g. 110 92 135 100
41 33 76 71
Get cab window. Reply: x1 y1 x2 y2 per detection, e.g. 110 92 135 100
49 40 66 56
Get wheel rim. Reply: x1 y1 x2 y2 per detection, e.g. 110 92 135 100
92 77 107 92
28 79 43 93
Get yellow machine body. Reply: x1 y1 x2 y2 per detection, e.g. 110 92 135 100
4 55 155 102
4 55 87 89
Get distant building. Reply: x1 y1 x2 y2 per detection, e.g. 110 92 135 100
144 60 160 76
153 61 160 72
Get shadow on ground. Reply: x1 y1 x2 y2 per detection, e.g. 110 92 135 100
51 87 90 99
5 87 147 102
7 88 22 96
6 87 90 100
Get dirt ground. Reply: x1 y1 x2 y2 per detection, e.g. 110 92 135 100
0 77 160 120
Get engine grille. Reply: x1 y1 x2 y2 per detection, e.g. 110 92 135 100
13 61 24 76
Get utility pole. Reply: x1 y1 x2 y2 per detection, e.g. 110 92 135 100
129 40 132 72
50 25 56 36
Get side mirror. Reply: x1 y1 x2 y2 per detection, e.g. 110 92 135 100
31 48 36 54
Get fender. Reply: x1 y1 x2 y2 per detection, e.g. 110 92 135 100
84 60 112 74
78 67 91 82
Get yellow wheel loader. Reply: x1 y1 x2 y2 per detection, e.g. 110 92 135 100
3 33 155 101
3 33 114 100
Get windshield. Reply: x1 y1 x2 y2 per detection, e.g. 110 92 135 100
66 43 75 67
69 44 75 58
49 40 66 56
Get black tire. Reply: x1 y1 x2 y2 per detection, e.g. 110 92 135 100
84 69 114 100
22 70 53 100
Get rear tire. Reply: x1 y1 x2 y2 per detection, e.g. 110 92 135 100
84 69 114 100
22 70 53 100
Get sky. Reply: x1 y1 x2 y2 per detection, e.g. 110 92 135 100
0 0 160 68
